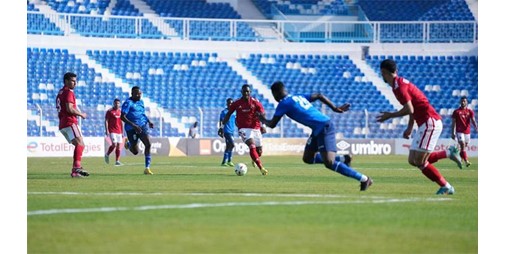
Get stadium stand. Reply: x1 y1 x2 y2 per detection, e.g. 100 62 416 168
253 0 474 21
359 0 476 43
27 0 478 140
28 0 260 40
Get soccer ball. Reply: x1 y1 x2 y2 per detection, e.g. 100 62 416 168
234 163 248 176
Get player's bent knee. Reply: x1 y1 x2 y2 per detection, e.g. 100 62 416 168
323 160 335 169
409 159 425 168
302 157 313 164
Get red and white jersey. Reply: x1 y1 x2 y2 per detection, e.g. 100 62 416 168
56 86 78 129
392 76 441 126
105 107 123 134
229 97 265 129
452 107 475 134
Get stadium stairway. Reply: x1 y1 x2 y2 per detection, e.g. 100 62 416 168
129 0 179 37
350 55 402 111
227 57 312 136
29 0 191 39
67 48 191 136
466 0 477 20
235 0 266 20
32 3 74 34
233 0 285 41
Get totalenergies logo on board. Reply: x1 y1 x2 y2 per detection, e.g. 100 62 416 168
27 141 102 153
27 141 38 153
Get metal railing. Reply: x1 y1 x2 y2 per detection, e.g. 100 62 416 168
27 11 478 43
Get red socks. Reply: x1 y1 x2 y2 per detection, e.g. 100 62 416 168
249 144 263 168
427 150 447 164
73 145 85 169
106 145 115 156
107 144 121 162
460 150 468 162
115 145 121 161
419 162 447 187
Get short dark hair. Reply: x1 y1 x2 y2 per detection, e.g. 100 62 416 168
131 86 140 92
271 81 285 93
63 72 77 83
114 98 120 102
226 97 233 102
460 96 468 101
380 59 397 74
241 84 251 90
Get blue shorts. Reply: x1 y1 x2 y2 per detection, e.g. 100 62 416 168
224 132 235 147
305 121 337 153
126 123 150 144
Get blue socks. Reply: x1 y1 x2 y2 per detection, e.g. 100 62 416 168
332 161 362 181
222 150 233 163
222 151 228 164
312 153 362 181
145 154 151 168
227 150 233 163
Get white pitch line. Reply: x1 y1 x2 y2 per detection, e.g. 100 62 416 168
28 191 351 198
28 191 165 196
27 191 424 200
27 191 454 200
27 197 451 216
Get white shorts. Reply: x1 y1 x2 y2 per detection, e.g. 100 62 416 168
59 124 83 144
456 132 470 144
109 133 123 144
410 118 442 152
238 128 263 147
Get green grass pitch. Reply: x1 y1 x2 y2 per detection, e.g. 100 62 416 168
28 155 478 253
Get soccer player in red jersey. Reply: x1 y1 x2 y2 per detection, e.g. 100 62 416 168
104 98 124 166
55 72 89 178
376 59 462 195
451 96 478 167
222 84 268 175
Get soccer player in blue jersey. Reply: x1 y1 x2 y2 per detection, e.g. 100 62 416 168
218 98 237 167
258 81 373 191
120 86 155 175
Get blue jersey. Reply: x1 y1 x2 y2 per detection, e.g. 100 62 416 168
220 108 236 134
274 94 330 135
121 98 149 131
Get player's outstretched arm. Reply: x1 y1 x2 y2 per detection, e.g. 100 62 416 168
310 93 349 113
334 103 351 113
376 101 414 122
257 112 281 129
